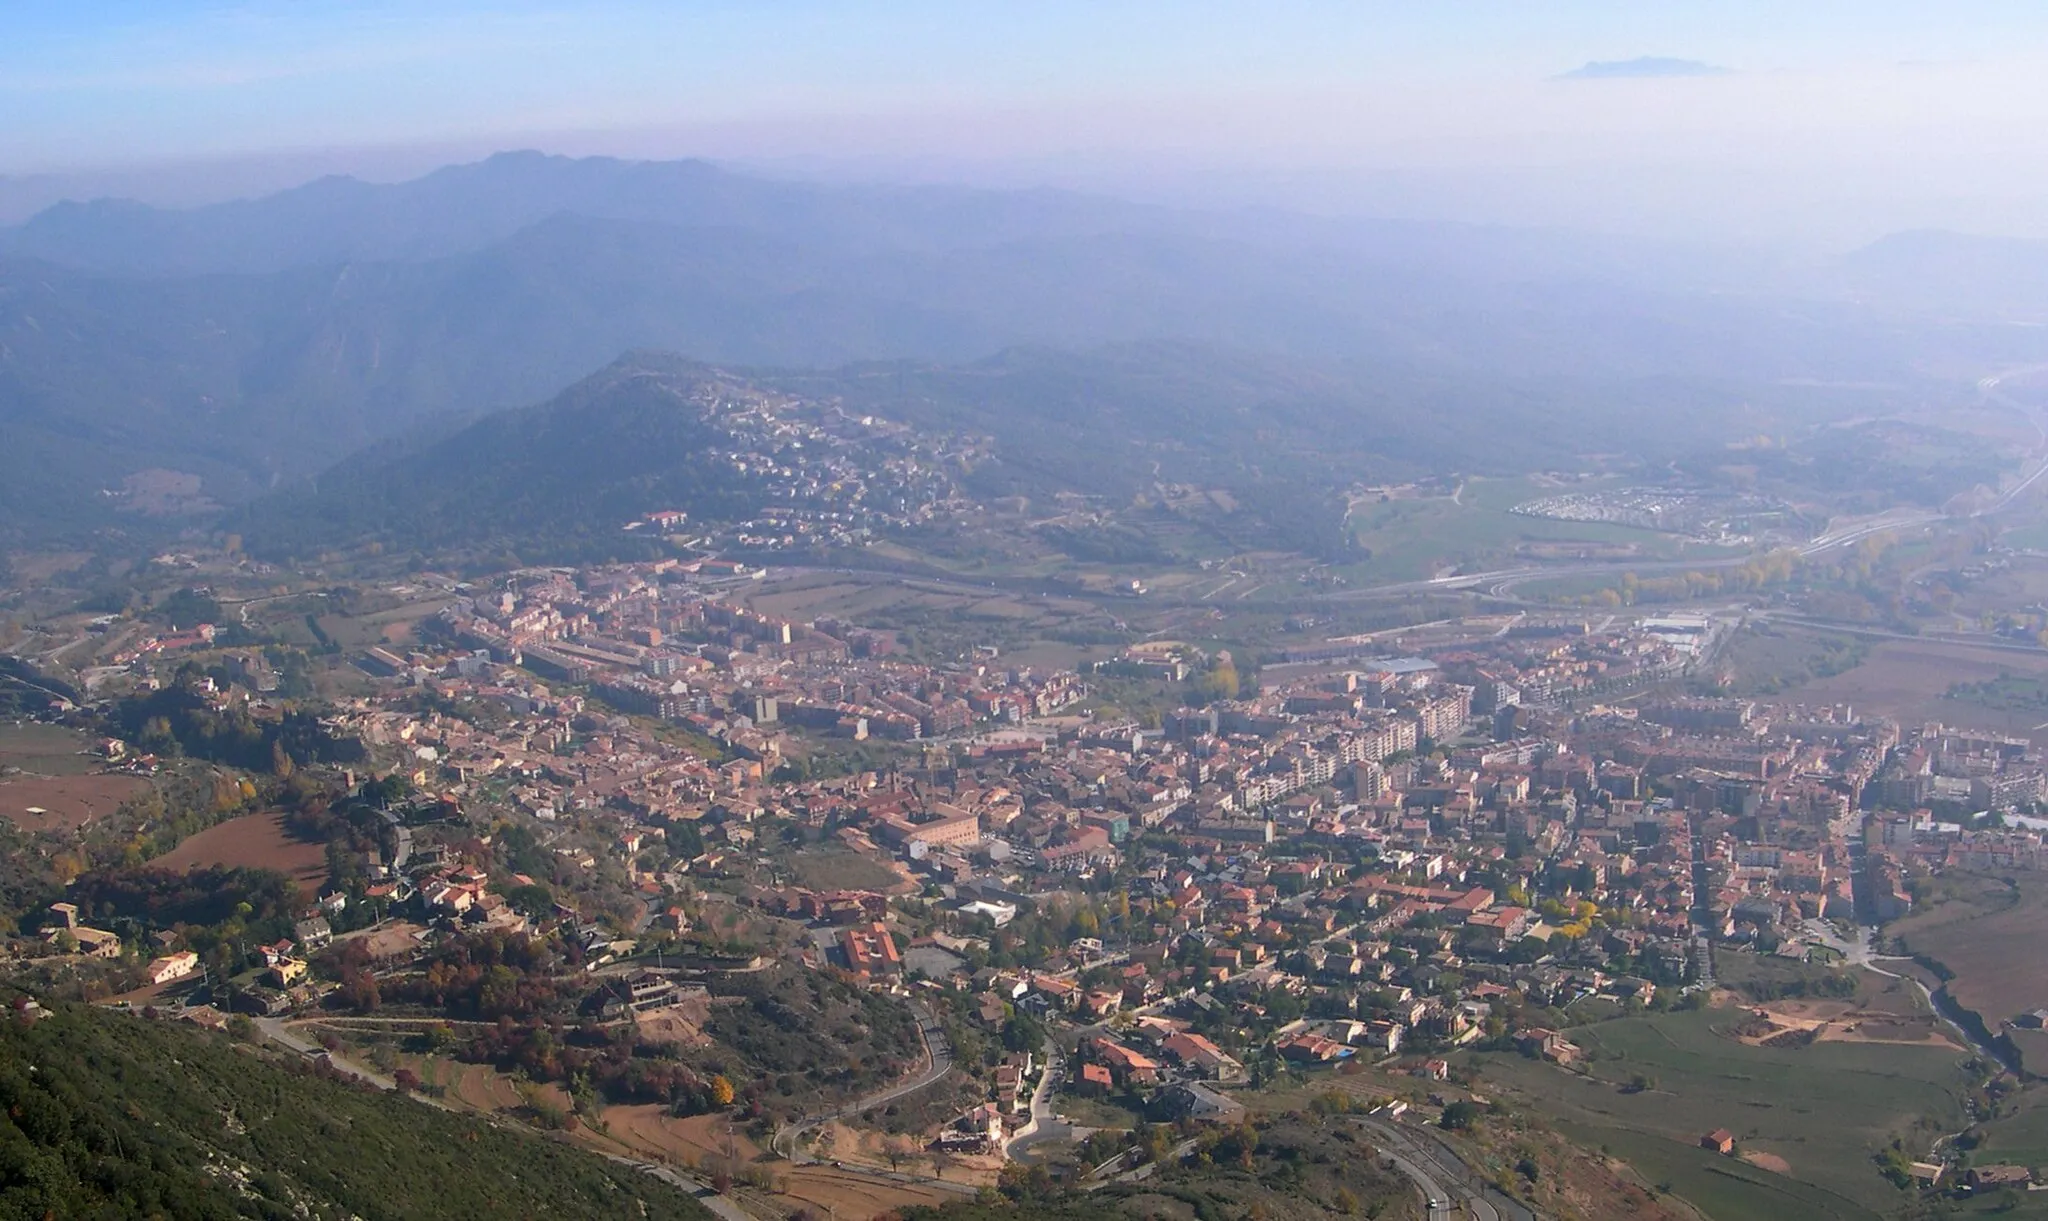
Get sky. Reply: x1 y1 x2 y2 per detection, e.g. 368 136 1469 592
8 1 2048 245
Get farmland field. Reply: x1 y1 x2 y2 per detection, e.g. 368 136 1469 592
1717 623 1868 697
0 722 146 832
733 571 1104 670
597 1107 963 1219
1893 873 2048 1030
0 722 101 775
1768 638 2048 742
1467 990 1971 1218
787 848 909 894
153 810 327 888
0 771 146 833
1335 474 1735 586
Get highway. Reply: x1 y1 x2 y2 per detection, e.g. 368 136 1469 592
1357 1115 1537 1221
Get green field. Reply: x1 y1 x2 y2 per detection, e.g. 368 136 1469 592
1338 475 1744 586
0 722 98 775
1974 1090 2048 1169
1555 1120 1879 1221
2000 521 2048 551
786 848 905 893
1717 624 1870 696
1468 999 1971 1219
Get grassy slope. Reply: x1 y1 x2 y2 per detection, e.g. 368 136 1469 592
1468 1000 1968 1219
0 1001 712 1221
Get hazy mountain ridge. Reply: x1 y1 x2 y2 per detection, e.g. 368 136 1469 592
5 152 2048 546
1825 228 2048 319
0 149 1736 286
235 341 1961 568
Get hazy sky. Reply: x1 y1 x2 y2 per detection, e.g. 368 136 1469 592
9 1 2048 244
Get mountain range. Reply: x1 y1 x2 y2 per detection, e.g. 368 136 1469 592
6 151 2048 547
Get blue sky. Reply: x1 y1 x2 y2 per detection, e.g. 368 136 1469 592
6 1 2044 164
8 2 2048 242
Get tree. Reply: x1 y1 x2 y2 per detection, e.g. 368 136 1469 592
708 1075 735 1107
1440 1100 1480 1130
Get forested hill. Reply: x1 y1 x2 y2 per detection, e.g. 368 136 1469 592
235 337 1953 570
0 1000 712 1220
233 354 775 564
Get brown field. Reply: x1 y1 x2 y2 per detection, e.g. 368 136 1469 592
0 772 145 833
634 1006 713 1049
779 1165 953 1219
1742 1151 1794 1174
1775 637 2048 741
1899 876 2048 1025
447 1062 572 1114
154 811 327 887
605 1107 762 1167
383 1054 573 1119
1730 998 1961 1051
599 1108 972 1219
314 597 456 651
809 1119 1000 1186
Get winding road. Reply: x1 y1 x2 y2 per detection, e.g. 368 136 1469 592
1358 1115 1536 1221
245 1015 757 1221
778 1001 958 1165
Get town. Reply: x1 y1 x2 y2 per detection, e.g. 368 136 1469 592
21 546 2048 1215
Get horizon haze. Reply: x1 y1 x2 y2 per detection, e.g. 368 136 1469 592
9 2 2048 246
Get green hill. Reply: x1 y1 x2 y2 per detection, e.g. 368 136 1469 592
0 1000 712 1220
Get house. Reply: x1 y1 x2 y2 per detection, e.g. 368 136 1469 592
1277 1032 1353 1063
1078 1063 1114 1094
1517 1027 1582 1065
1090 1037 1163 1084
145 951 200 985
268 958 310 989
840 921 901 977
234 988 293 1017
1151 1081 1247 1124
934 1104 1005 1153
1968 1164 2032 1189
1700 1130 1735 1156
44 923 122 959
293 917 334 949
1080 989 1123 1019
1363 1019 1405 1055
1161 1031 1245 1081
602 972 705 1018
994 1063 1024 1112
